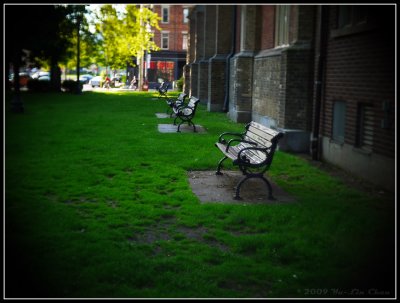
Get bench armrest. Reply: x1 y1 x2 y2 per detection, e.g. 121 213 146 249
167 98 184 108
173 101 186 110
218 132 245 144
177 105 194 116
237 146 270 164
166 97 175 106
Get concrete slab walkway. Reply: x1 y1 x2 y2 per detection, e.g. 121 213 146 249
188 170 296 204
158 124 206 133
155 113 170 118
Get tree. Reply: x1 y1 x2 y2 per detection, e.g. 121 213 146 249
23 5 77 91
5 4 78 110
62 5 90 94
93 4 160 72
5 4 36 112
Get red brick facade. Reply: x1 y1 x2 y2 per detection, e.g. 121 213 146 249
261 6 274 50
152 5 190 52
139 5 192 88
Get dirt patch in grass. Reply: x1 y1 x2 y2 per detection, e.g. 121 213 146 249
188 170 297 204
177 226 230 252
127 219 229 252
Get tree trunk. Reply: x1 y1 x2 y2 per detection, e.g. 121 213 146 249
50 58 62 92
11 51 24 113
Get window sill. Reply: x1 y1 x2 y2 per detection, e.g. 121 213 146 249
329 139 345 147
330 23 377 39
353 147 372 156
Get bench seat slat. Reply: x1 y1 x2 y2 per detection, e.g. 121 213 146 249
215 142 267 165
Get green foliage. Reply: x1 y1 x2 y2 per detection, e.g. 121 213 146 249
27 79 52 92
61 80 83 93
93 4 160 70
176 76 184 91
121 75 127 84
5 91 395 298
6 5 82 92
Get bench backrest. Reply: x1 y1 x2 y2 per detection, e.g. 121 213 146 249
172 92 187 108
244 122 281 147
242 121 283 166
158 81 169 93
177 92 187 102
180 96 200 116
187 96 199 108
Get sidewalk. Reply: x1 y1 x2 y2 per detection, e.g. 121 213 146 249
82 84 158 92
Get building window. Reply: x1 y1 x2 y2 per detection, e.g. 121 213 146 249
356 104 374 151
332 101 346 143
162 5 169 23
183 8 189 23
275 5 290 47
182 32 188 50
161 32 169 49
338 5 368 29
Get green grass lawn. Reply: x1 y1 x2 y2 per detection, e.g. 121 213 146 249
5 90 395 299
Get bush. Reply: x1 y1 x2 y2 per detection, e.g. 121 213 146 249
121 75 127 85
27 79 52 92
62 80 83 93
176 76 184 91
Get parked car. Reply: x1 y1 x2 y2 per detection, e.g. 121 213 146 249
79 74 93 84
89 76 102 87
38 75 50 81
111 74 122 82
31 71 50 79
9 72 31 87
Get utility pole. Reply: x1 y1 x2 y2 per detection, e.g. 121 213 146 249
138 5 144 91
11 51 24 113
76 12 82 94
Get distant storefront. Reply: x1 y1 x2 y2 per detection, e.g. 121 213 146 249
146 51 187 89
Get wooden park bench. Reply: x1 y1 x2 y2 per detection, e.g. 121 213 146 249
157 81 170 99
173 96 200 132
215 121 284 200
166 92 187 117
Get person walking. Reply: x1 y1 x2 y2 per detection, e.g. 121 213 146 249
104 76 111 89
129 76 137 90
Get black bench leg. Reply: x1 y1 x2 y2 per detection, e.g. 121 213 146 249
190 120 197 132
216 156 228 175
173 116 178 125
259 175 275 200
234 175 250 200
234 175 275 200
177 120 184 132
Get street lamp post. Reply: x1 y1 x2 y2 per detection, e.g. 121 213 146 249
76 13 82 94
11 51 24 113
144 22 151 90
138 5 152 91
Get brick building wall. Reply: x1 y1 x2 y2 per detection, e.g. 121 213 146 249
322 5 395 158
186 4 395 191
207 5 235 112
318 5 395 190
152 5 189 52
253 52 282 126
283 46 314 130
260 6 274 49
252 5 315 134
235 6 242 55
